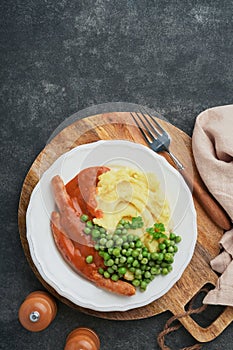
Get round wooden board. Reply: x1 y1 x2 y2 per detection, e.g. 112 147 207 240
18 112 233 342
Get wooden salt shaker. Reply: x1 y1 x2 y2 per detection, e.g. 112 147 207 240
64 327 100 350
18 291 57 332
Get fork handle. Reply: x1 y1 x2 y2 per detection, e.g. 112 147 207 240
179 167 232 231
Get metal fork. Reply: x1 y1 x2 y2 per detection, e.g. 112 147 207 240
130 108 231 231
131 108 184 171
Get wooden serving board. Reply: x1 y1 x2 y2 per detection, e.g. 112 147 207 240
18 112 233 342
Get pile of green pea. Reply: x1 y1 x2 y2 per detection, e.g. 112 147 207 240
81 215 182 292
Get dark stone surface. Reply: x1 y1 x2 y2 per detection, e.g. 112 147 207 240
1 0 233 349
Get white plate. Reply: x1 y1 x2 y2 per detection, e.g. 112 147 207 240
26 140 197 312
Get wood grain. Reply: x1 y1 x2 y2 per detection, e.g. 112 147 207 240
18 112 233 342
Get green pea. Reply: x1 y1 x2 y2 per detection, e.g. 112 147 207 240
132 260 139 267
135 268 142 276
107 267 114 274
106 240 114 248
114 258 120 265
119 219 126 225
108 247 114 255
104 271 110 278
111 274 119 281
119 223 125 228
151 267 160 275
140 265 146 271
123 242 129 249
144 278 151 284
161 262 168 267
161 268 168 275
175 236 182 243
164 253 174 263
129 242 135 248
138 253 143 260
122 235 127 242
135 240 142 248
125 248 133 257
121 248 127 255
86 255 93 264
144 271 151 279
167 246 174 253
149 261 155 267
173 246 178 253
94 244 100 251
140 281 148 290
164 239 171 246
100 227 106 234
99 238 107 246
151 252 159 260
98 251 104 257
124 223 130 229
112 234 118 242
141 258 148 264
108 259 115 266
86 220 93 228
98 267 104 275
132 279 140 287
169 233 176 240
167 265 173 272
127 234 134 242
115 229 122 235
129 267 136 273
127 256 134 264
158 253 164 261
112 264 118 270
118 267 126 275
84 227 91 235
132 250 139 258
92 229 100 239
142 250 148 257
159 243 166 251
80 214 89 222
103 252 110 261
120 256 127 264
122 228 128 235
116 238 123 246
113 248 121 257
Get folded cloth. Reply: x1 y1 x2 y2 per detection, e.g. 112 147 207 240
203 229 233 306
192 105 233 306
192 105 233 220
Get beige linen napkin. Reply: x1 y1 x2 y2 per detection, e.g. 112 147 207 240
192 105 233 306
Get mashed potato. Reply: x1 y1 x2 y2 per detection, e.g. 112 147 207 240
93 166 171 237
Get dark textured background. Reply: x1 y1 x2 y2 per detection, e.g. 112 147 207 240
1 0 233 349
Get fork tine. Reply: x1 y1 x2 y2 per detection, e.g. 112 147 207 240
130 112 152 143
135 112 157 139
139 111 161 137
140 107 167 135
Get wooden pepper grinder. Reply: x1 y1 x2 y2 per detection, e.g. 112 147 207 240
64 327 100 350
18 291 57 332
